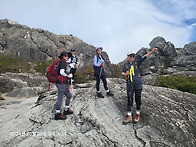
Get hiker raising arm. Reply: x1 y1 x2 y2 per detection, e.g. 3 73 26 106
122 47 158 77
122 47 158 125
145 47 158 57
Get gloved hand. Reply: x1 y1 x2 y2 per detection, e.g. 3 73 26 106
68 74 73 78
100 63 103 67
70 63 74 68
74 63 77 68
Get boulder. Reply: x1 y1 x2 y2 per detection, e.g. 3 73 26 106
149 36 177 57
184 42 196 55
0 73 48 97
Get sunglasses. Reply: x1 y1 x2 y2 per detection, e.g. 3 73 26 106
64 54 69 57
128 54 135 57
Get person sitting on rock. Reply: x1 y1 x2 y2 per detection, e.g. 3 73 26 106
55 51 74 120
122 47 158 124
93 47 114 98
67 48 77 84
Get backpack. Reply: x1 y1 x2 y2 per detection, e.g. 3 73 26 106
46 59 60 83
93 55 99 69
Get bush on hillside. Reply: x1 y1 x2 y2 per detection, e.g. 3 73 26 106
0 54 31 73
34 60 53 75
156 76 196 95
75 65 94 83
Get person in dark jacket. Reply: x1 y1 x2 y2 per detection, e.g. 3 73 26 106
93 47 114 98
55 51 74 120
122 47 158 124
67 48 77 84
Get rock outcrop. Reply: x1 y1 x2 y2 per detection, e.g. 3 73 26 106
0 78 195 147
0 72 48 97
0 19 114 75
119 37 196 85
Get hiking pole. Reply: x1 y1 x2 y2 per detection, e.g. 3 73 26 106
70 77 73 92
99 67 103 79
99 63 103 78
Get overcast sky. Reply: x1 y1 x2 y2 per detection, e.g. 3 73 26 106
0 0 196 63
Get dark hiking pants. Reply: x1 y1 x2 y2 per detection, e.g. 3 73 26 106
95 75 108 92
56 83 72 110
127 82 142 112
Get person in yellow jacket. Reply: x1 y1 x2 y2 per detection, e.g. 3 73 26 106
122 48 158 124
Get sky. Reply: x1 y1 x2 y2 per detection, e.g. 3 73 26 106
0 0 196 63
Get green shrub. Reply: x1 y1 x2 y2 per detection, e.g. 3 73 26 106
34 60 53 75
164 56 173 68
0 54 31 73
156 76 196 95
75 66 94 83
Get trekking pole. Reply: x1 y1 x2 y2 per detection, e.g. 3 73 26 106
70 78 73 94
99 66 103 79
99 63 103 78
126 66 131 88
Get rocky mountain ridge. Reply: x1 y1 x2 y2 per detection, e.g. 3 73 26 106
0 18 114 75
1 18 196 82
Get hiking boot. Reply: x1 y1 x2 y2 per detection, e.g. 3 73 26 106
63 109 73 115
55 113 67 120
134 114 140 123
97 92 104 98
106 91 114 97
122 115 132 125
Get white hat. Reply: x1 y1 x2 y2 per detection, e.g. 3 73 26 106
127 51 135 56
95 47 103 52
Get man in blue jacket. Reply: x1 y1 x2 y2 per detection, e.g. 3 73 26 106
122 47 158 124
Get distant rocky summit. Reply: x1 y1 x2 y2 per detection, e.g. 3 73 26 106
0 18 114 75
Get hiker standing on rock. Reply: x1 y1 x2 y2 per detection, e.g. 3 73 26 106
122 47 158 124
67 48 77 84
55 51 74 120
93 47 114 98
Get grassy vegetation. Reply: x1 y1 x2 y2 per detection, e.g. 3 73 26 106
75 65 94 83
0 54 123 84
0 54 32 73
156 76 196 95
0 54 53 75
34 60 53 75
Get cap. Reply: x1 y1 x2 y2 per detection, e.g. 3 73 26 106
127 51 135 56
70 49 75 52
95 47 103 52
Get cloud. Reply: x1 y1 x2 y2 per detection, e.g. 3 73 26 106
0 0 195 63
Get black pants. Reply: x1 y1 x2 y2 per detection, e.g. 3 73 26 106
127 82 142 112
70 68 76 80
95 75 108 92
